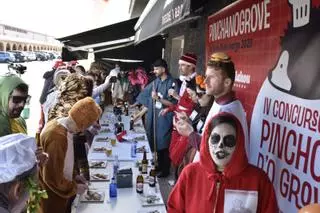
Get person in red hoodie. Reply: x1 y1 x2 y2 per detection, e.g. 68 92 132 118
167 112 278 213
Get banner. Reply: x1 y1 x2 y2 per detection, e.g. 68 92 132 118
206 0 320 212
135 0 191 43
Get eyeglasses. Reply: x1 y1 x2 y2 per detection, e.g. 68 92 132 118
10 95 31 104
210 133 236 148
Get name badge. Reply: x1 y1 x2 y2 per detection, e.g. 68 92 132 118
155 101 162 109
189 110 198 121
196 120 204 132
224 190 258 213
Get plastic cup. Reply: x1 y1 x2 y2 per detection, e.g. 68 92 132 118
111 138 116 146
105 145 112 157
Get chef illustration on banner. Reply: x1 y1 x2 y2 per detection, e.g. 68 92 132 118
250 0 320 212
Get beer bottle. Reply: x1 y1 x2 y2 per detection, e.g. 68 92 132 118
130 116 134 130
149 167 156 187
136 175 144 194
124 102 129 116
141 151 148 174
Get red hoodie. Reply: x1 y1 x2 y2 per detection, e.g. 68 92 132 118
167 112 279 213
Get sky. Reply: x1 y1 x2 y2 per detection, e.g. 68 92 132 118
0 0 131 38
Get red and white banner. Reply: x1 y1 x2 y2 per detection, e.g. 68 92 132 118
206 0 320 212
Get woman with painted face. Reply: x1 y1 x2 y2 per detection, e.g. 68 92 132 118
167 113 278 213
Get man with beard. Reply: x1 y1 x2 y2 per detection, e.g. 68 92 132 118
174 52 249 162
0 74 30 137
135 59 177 177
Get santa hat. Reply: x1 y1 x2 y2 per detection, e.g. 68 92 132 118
179 53 197 67
53 60 66 69
68 60 78 66
69 97 102 130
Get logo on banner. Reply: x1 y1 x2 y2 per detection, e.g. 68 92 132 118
250 0 320 212
234 70 251 89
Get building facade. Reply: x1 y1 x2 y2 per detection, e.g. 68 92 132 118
0 24 62 52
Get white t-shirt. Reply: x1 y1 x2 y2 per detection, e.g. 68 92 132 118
193 99 249 162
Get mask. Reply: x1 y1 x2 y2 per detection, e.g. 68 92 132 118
209 123 236 168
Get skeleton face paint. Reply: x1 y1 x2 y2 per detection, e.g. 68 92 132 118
209 123 236 168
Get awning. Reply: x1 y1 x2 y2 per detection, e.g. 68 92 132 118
57 17 139 48
94 35 165 68
57 17 139 61
134 0 191 44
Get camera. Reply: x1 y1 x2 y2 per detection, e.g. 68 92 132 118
110 76 118 83
8 63 27 75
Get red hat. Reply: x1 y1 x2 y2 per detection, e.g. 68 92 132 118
179 53 197 67
68 60 78 66
53 60 66 69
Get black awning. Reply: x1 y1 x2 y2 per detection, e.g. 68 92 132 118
134 0 191 44
94 35 165 68
57 17 139 47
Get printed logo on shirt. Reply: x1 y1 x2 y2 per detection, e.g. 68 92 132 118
224 190 258 213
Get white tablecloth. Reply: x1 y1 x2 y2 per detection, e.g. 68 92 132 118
72 106 167 213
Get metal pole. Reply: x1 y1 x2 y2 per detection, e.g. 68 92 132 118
152 82 158 169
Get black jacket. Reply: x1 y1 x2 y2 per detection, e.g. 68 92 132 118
39 70 55 104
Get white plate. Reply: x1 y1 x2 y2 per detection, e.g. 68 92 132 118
80 191 105 203
136 146 149 153
89 161 107 168
90 173 109 182
95 137 109 142
92 147 107 153
137 209 164 213
99 128 112 133
141 195 164 207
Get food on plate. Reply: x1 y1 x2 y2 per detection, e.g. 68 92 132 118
100 128 111 133
136 146 146 153
134 135 146 141
91 173 108 180
90 161 105 168
85 191 102 201
134 123 142 127
95 137 108 142
93 147 106 152
146 195 160 204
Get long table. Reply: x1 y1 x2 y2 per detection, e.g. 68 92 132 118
72 106 167 213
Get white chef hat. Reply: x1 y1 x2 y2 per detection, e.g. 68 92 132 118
0 133 37 184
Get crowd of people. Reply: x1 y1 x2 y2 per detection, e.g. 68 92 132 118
0 52 319 213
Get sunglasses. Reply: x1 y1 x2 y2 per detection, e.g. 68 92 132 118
10 95 31 104
210 133 236 148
